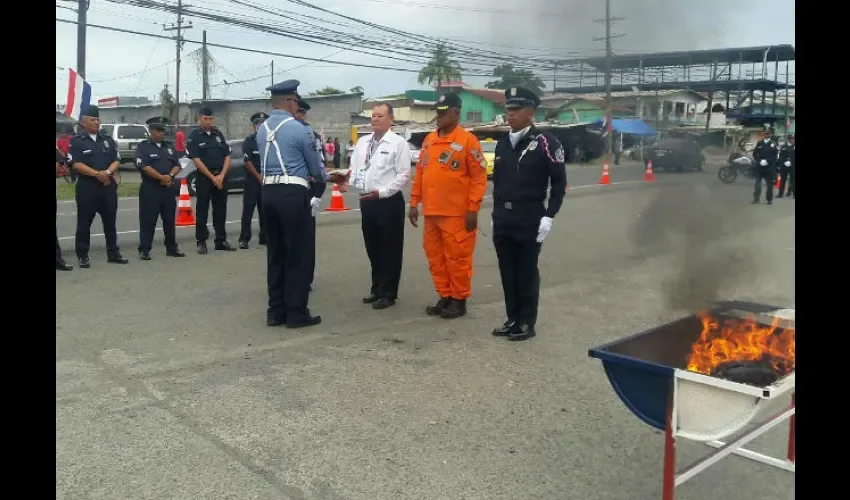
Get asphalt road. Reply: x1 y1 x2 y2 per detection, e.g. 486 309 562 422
56 159 795 500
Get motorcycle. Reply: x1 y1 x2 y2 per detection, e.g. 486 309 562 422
717 152 755 184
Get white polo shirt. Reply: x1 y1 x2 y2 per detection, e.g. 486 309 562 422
349 130 412 199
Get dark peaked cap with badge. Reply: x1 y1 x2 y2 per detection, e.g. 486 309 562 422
504 87 541 109
297 98 311 112
145 116 168 131
251 112 269 124
197 106 214 117
266 79 301 96
431 92 463 111
82 105 100 118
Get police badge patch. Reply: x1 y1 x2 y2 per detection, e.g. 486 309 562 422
438 150 452 164
451 160 459 170
168 148 173 155
555 146 565 163
216 136 222 143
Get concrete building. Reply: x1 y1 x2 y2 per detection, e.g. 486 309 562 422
95 92 363 141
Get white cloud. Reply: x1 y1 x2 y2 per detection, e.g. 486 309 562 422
55 0 795 104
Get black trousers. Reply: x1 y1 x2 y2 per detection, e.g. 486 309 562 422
360 192 405 300
240 176 265 243
752 167 776 202
309 216 317 285
56 197 63 262
195 174 228 243
138 182 178 253
75 179 119 258
778 167 795 197
493 205 544 327
262 184 314 323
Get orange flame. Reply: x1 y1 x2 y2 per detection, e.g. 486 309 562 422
686 311 795 376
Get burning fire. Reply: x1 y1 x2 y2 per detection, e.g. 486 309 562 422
686 311 795 377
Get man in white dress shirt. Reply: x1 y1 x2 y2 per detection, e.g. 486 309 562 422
341 103 412 309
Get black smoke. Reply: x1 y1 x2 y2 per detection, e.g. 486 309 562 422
629 183 757 312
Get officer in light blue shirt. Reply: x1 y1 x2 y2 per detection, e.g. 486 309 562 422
257 79 326 329
294 97 329 291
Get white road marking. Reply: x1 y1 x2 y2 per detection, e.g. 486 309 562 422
56 180 648 241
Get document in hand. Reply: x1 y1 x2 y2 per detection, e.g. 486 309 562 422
327 169 351 184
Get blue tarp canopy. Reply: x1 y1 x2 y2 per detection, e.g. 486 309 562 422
591 118 657 137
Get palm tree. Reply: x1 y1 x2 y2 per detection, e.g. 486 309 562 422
417 41 463 89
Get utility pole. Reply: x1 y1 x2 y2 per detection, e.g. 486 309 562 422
270 60 274 87
77 0 88 78
593 0 624 160
201 30 209 100
163 0 193 128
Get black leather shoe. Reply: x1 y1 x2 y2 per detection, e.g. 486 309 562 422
107 254 129 264
767 200 772 205
139 251 152 261
492 320 517 337
238 240 249 250
78 256 90 268
440 299 467 319
362 294 379 304
197 242 208 255
166 249 186 257
286 315 322 329
372 298 396 310
56 259 73 271
215 241 237 251
508 324 537 341
426 297 450 316
751 200 759 204
267 316 287 327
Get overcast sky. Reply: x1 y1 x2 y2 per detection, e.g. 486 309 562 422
55 0 795 104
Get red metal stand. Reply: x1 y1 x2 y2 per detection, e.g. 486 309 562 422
662 400 676 500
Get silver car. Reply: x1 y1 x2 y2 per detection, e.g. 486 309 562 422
100 123 150 164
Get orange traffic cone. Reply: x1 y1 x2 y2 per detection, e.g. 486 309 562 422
599 163 611 185
325 184 351 212
644 160 655 182
775 173 782 189
175 178 196 226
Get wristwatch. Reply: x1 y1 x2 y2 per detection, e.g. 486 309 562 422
168 173 176 179
106 170 114 176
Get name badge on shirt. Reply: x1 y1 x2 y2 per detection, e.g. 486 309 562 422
450 142 463 151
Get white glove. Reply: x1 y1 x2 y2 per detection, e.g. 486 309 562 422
784 160 791 167
536 216 553 243
310 197 321 217
759 159 768 167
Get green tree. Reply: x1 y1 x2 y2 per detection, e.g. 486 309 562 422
349 86 364 94
485 64 546 96
309 86 345 96
160 84 175 123
417 41 463 88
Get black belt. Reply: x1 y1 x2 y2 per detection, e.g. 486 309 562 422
495 200 544 210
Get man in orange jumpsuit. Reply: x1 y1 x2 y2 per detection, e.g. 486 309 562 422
409 92 488 319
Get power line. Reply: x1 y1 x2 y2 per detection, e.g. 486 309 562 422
54 17 561 78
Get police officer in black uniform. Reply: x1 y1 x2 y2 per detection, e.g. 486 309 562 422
751 126 778 205
135 117 186 260
186 107 236 253
239 112 269 249
294 98 327 290
56 147 73 271
777 134 795 199
67 105 129 268
490 87 567 341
